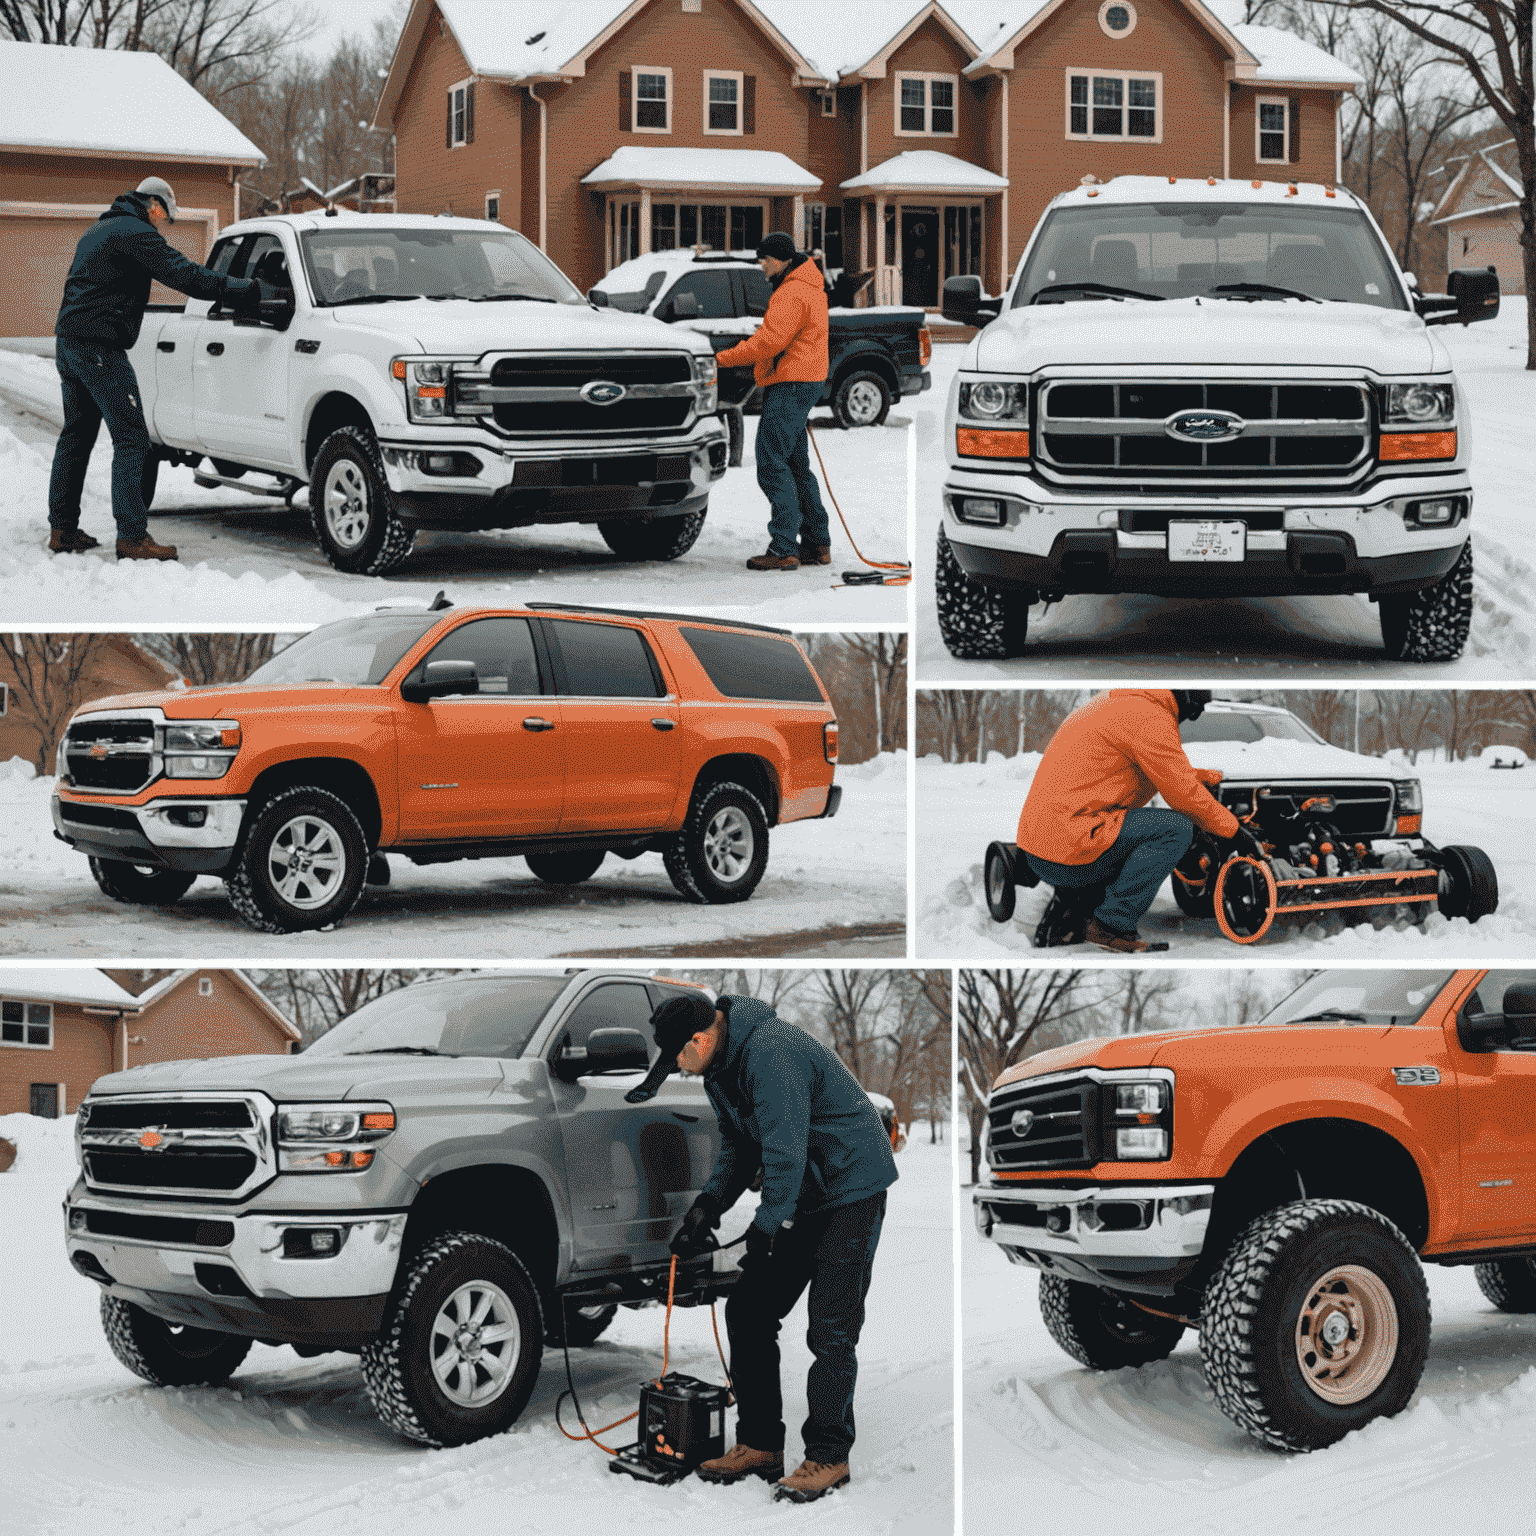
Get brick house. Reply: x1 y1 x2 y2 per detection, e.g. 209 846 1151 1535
375 0 1358 303
1430 145 1524 298
0 41 265 338
0 969 299 1119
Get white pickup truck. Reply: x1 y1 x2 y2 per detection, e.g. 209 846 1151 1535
130 212 728 574
936 176 1500 662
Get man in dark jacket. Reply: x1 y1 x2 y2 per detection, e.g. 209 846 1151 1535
48 178 260 561
631 991 898 1504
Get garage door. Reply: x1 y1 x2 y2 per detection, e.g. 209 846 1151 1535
0 210 209 337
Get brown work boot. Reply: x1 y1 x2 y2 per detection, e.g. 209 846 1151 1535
116 536 178 562
798 541 832 565
47 527 101 553
1085 918 1170 954
697 1443 785 1485
774 1459 850 1503
746 550 799 571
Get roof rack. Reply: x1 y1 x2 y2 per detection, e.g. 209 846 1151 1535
525 601 789 635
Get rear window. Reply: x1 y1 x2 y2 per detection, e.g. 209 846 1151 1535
680 627 824 702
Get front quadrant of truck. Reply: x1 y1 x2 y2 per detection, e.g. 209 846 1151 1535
972 968 1536 1451
49 603 840 934
936 177 1500 664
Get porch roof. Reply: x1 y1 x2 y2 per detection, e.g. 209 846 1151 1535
841 150 1007 196
582 146 822 195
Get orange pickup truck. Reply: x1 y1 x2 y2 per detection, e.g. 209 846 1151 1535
51 602 839 933
973 967 1536 1451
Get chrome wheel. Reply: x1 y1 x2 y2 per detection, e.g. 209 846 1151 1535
704 806 754 885
844 379 884 425
323 458 371 550
266 815 346 910
430 1281 521 1408
1294 1263 1399 1405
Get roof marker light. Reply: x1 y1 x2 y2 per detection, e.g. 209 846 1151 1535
1252 180 1263 189
1207 176 1217 185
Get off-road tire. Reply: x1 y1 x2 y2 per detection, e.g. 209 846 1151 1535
1379 541 1473 663
361 1232 543 1447
831 369 892 429
309 425 416 576
663 780 769 904
984 842 1017 923
1474 1256 1536 1313
1436 844 1498 922
936 527 1030 660
1039 1275 1186 1369
1199 1198 1430 1452
547 1301 619 1349
598 510 706 561
141 453 159 512
89 857 196 907
525 849 606 885
101 1294 252 1387
226 785 368 934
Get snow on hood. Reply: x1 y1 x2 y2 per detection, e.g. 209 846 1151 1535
974 296 1442 376
331 298 711 357
1182 736 1413 782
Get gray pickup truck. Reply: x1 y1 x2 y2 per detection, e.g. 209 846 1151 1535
63 971 736 1447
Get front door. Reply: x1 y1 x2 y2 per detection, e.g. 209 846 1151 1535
901 207 939 307
29 1084 59 1119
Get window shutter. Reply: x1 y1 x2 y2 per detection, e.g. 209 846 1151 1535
619 70 632 130
466 82 475 144
446 89 453 148
743 74 756 134
1288 95 1301 163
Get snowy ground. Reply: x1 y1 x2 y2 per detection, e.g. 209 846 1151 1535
916 299 1536 678
917 753 1531 958
0 348 910 625
963 1197 1536 1533
0 1113 952 1536
0 752 906 959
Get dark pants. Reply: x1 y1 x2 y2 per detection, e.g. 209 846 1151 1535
724 1190 886 1465
755 380 831 557
1024 808 1194 931
49 336 153 543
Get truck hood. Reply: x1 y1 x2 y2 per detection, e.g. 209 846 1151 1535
332 298 712 358
973 297 1442 377
87 1052 503 1102
74 682 372 717
993 1033 1170 1088
1182 737 1409 782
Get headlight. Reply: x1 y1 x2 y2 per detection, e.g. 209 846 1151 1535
157 720 240 780
1396 780 1423 815
1115 1127 1169 1159
1385 382 1454 426
959 381 1027 421
395 357 471 423
277 1101 395 1173
691 352 718 414
1106 1076 1171 1161
1114 1083 1165 1114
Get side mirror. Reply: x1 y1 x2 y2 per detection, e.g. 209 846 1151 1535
942 274 1000 328
1459 1009 1508 1053
400 659 479 703
665 291 702 321
555 1028 651 1081
1503 981 1536 1048
587 287 610 308
1418 267 1500 326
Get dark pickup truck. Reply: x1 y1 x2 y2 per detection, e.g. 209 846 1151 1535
590 252 931 460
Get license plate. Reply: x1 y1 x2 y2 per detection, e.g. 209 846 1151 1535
1168 519 1246 562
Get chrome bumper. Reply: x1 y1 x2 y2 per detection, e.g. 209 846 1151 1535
973 1182 1215 1262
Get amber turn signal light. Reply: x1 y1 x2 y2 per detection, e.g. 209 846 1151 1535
391 359 407 379
957 428 1029 459
1381 431 1456 461
1396 815 1422 835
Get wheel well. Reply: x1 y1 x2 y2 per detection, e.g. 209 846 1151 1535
691 754 780 824
832 354 899 394
244 758 383 850
305 391 373 472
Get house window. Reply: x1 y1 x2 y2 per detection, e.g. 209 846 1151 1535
199 976 214 997
0 681 7 715
652 201 678 251
448 78 473 147
612 200 641 264
1256 96 1289 163
1 1000 52 1048
634 66 671 132
1067 70 1160 142
705 70 743 135
817 89 837 118
485 192 501 222
895 73 957 137
1098 1 1137 37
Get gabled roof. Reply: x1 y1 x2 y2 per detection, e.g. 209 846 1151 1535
0 41 264 165
842 149 1008 194
581 145 821 193
135 970 301 1041
1430 148 1523 227
0 969 139 1009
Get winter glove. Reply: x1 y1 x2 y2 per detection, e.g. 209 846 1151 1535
743 1224 776 1268
669 1193 722 1259
1220 825 1264 862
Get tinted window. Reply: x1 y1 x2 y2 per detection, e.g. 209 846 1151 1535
207 238 243 278
680 627 823 702
557 982 657 1056
235 233 292 292
1255 970 1453 1030
660 271 737 319
739 268 772 316
245 614 441 686
550 620 662 697
418 618 541 695
1463 970 1536 1037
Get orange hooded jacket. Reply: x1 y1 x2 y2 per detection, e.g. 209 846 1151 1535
1017 690 1239 866
715 256 829 387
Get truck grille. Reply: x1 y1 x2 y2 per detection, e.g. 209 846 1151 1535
987 1075 1098 1170
1036 378 1373 489
79 1093 276 1202
458 351 698 439
1222 781 1397 838
64 716 158 794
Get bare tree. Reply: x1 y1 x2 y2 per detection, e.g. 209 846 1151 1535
0 633 114 772
249 968 452 1047
134 632 284 686
798 634 902 765
839 633 907 755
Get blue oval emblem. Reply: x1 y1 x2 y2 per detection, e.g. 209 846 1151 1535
1165 409 1245 444
581 380 627 406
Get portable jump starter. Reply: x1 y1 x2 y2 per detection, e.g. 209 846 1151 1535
608 1373 731 1485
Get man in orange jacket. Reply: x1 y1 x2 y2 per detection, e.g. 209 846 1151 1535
1017 690 1259 953
715 232 831 571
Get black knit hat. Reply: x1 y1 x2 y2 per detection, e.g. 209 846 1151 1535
756 231 797 262
624 993 717 1103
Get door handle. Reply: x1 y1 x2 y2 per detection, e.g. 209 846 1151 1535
205 342 224 356
157 341 175 353
522 716 555 732
650 718 676 731
671 1111 698 1123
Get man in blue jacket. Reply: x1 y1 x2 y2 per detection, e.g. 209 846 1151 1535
633 991 898 1503
47 177 260 561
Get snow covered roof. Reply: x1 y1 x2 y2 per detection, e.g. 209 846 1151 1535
582 146 822 193
0 42 265 165
1430 149 1523 226
842 150 1007 194
1229 22 1362 87
134 970 300 1040
0 969 139 1009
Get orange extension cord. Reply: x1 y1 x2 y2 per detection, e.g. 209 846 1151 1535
807 425 912 587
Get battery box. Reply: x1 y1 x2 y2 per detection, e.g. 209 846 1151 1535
608 1372 730 1485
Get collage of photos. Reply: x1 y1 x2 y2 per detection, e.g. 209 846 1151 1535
2 0 1534 1532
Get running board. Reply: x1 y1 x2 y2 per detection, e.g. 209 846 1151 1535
192 469 301 497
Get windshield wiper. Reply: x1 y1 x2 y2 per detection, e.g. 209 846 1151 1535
344 1046 449 1056
1210 282 1323 304
326 293 422 307
1289 1010 1369 1024
467 292 557 304
1029 281 1164 304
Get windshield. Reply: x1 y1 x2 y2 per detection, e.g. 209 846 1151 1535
1255 970 1453 1030
298 227 585 306
1012 202 1407 309
245 615 441 687
1181 710 1325 745
305 976 570 1059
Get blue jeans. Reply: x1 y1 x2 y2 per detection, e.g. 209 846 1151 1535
755 380 830 557
1024 809 1194 932
49 336 153 543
